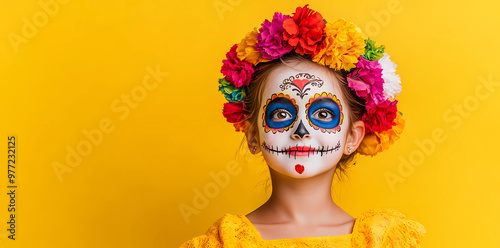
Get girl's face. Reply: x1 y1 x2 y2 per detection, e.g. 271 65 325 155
258 62 350 178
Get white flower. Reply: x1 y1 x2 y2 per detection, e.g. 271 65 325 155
379 53 402 100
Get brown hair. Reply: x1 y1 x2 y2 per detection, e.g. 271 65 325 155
242 52 366 177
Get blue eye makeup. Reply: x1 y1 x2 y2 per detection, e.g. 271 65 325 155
262 93 298 133
305 92 343 133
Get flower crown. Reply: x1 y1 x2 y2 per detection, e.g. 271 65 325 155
218 5 404 156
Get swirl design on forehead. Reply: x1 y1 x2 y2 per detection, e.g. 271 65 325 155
279 73 324 99
262 93 299 133
305 92 343 133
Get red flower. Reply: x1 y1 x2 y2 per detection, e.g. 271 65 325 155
222 102 245 132
362 100 398 134
283 4 325 56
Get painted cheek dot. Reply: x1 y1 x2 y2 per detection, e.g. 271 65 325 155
295 164 305 174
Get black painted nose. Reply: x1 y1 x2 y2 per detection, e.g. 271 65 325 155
292 120 310 139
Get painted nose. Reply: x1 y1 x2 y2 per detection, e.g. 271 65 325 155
292 120 310 139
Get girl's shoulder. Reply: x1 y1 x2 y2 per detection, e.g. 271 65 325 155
351 208 427 247
180 209 426 247
179 213 259 248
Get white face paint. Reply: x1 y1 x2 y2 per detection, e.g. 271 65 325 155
259 62 350 178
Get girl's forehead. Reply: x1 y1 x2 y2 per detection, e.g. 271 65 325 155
263 64 341 97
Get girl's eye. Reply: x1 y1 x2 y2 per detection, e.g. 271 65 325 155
312 108 334 122
271 109 292 122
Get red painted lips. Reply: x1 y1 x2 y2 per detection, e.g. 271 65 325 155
295 164 305 174
286 146 318 156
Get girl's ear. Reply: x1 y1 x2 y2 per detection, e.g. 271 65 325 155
344 120 365 155
245 121 261 154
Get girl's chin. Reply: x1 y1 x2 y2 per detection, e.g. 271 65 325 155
268 165 337 178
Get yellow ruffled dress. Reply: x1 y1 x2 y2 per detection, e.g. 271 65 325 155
180 208 426 248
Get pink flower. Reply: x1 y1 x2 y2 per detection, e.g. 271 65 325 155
221 44 255 87
362 100 398 134
255 12 293 60
347 57 386 104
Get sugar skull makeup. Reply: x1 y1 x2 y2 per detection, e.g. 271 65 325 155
258 63 350 178
262 93 299 133
280 73 324 99
306 92 343 133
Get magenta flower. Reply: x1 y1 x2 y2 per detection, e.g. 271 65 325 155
347 57 386 104
221 44 255 87
255 12 293 60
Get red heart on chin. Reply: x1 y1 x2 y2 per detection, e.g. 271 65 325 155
295 164 305 174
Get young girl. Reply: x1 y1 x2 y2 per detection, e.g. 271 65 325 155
181 5 425 247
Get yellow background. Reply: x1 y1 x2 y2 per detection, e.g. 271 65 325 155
1 0 499 247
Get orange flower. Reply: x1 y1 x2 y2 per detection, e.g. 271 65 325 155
358 112 405 156
313 19 365 71
233 121 246 133
236 27 269 65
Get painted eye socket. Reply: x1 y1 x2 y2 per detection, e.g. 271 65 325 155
264 97 298 130
270 109 293 122
312 108 335 122
306 94 343 132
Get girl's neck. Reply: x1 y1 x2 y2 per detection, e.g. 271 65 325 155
262 167 344 225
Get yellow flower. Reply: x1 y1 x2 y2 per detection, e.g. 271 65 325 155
312 18 365 71
358 112 405 156
236 27 269 65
